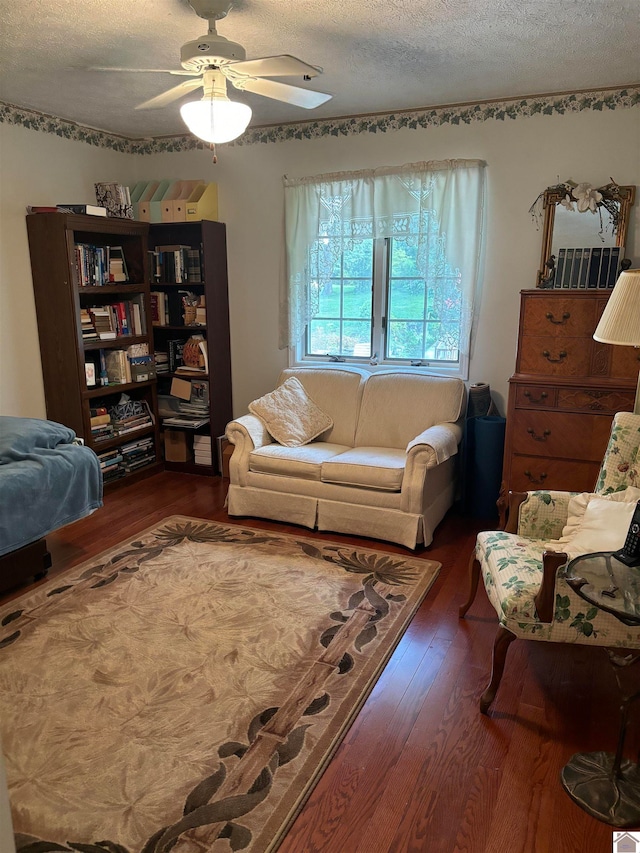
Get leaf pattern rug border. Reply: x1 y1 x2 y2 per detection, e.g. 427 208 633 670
0 516 440 853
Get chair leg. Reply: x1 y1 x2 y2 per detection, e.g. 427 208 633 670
459 553 481 618
480 625 516 714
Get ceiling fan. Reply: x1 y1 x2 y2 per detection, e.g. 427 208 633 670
94 0 332 142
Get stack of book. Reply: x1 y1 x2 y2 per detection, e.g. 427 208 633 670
90 306 117 340
75 243 109 286
121 436 155 472
193 434 213 467
108 247 129 283
155 351 169 375
80 309 99 343
554 246 623 289
90 406 115 443
110 406 153 437
150 245 203 283
97 448 124 483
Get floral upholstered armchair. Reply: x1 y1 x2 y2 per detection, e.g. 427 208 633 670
460 411 640 713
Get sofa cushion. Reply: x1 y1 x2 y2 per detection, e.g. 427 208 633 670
249 377 333 447
249 442 349 480
279 367 369 447
353 372 465 449
321 447 406 491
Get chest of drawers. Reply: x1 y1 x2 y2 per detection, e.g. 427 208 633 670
501 290 636 500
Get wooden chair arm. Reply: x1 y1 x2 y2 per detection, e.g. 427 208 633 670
534 550 568 623
502 492 528 533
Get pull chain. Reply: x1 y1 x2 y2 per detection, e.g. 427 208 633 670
210 143 217 164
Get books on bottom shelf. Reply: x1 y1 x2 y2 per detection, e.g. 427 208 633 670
193 434 213 466
97 436 155 481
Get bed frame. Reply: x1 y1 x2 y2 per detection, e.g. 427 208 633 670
0 539 51 595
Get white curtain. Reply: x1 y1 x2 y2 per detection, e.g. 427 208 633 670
281 159 486 356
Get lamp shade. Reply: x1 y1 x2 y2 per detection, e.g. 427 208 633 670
593 270 640 346
180 97 252 145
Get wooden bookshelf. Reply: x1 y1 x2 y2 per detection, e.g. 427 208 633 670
149 220 232 474
26 212 162 488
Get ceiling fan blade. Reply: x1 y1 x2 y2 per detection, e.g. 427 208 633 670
232 77 332 109
91 67 198 76
228 54 322 78
135 78 204 110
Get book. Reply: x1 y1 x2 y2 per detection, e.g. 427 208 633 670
57 204 107 216
608 247 622 287
599 248 611 288
554 249 566 289
90 413 111 426
26 205 60 214
569 248 582 288
562 249 575 288
105 349 130 384
587 247 602 288
577 248 590 288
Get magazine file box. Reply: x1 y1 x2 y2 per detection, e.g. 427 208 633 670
172 180 204 222
136 181 160 221
149 180 173 223
185 182 218 221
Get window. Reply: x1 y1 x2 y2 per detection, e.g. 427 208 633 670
306 232 463 367
282 160 485 378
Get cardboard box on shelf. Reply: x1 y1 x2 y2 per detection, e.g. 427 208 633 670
164 429 192 462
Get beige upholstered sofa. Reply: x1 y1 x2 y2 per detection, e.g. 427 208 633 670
225 366 465 548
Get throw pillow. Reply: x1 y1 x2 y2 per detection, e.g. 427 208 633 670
554 490 640 558
249 377 333 447
558 487 640 542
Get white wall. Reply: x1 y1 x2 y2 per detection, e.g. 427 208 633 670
1 105 638 419
0 123 139 416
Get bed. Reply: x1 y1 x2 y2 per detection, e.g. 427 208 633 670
0 417 103 592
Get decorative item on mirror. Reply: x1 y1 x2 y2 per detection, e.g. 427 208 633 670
531 179 635 289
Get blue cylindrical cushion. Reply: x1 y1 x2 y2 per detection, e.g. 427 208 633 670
469 416 506 519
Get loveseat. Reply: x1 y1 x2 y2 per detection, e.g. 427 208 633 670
225 366 465 548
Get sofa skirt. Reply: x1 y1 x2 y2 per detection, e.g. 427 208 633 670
227 484 431 549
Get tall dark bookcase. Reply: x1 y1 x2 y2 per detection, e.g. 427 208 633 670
26 212 163 488
149 219 232 474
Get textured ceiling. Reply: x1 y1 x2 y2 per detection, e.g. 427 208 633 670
1 0 639 140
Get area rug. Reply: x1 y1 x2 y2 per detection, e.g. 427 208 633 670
0 517 440 852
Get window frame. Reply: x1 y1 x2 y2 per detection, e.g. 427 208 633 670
291 235 470 380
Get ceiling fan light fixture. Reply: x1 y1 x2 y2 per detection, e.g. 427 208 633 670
180 94 252 144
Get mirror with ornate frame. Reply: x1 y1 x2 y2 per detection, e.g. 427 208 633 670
533 182 635 288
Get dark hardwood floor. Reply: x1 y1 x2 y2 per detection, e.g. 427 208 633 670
3 472 630 852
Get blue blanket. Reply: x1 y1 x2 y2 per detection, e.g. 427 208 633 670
0 417 103 557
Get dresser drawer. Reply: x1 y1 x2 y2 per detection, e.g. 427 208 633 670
518 336 591 376
510 410 614 461
521 296 596 337
556 387 634 414
509 455 601 493
515 385 558 408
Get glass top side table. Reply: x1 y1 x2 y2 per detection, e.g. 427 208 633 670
561 551 640 827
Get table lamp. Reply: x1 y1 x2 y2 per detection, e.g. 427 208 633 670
593 269 640 414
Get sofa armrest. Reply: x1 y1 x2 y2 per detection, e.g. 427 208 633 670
401 423 462 512
406 422 462 467
515 490 577 539
225 414 272 486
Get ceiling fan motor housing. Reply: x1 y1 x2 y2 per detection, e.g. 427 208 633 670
180 34 246 71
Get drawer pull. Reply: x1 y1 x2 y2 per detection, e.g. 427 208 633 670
545 311 570 325
524 470 547 485
523 390 548 403
542 350 567 363
527 427 551 442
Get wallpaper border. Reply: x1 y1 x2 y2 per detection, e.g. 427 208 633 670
1 86 638 154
